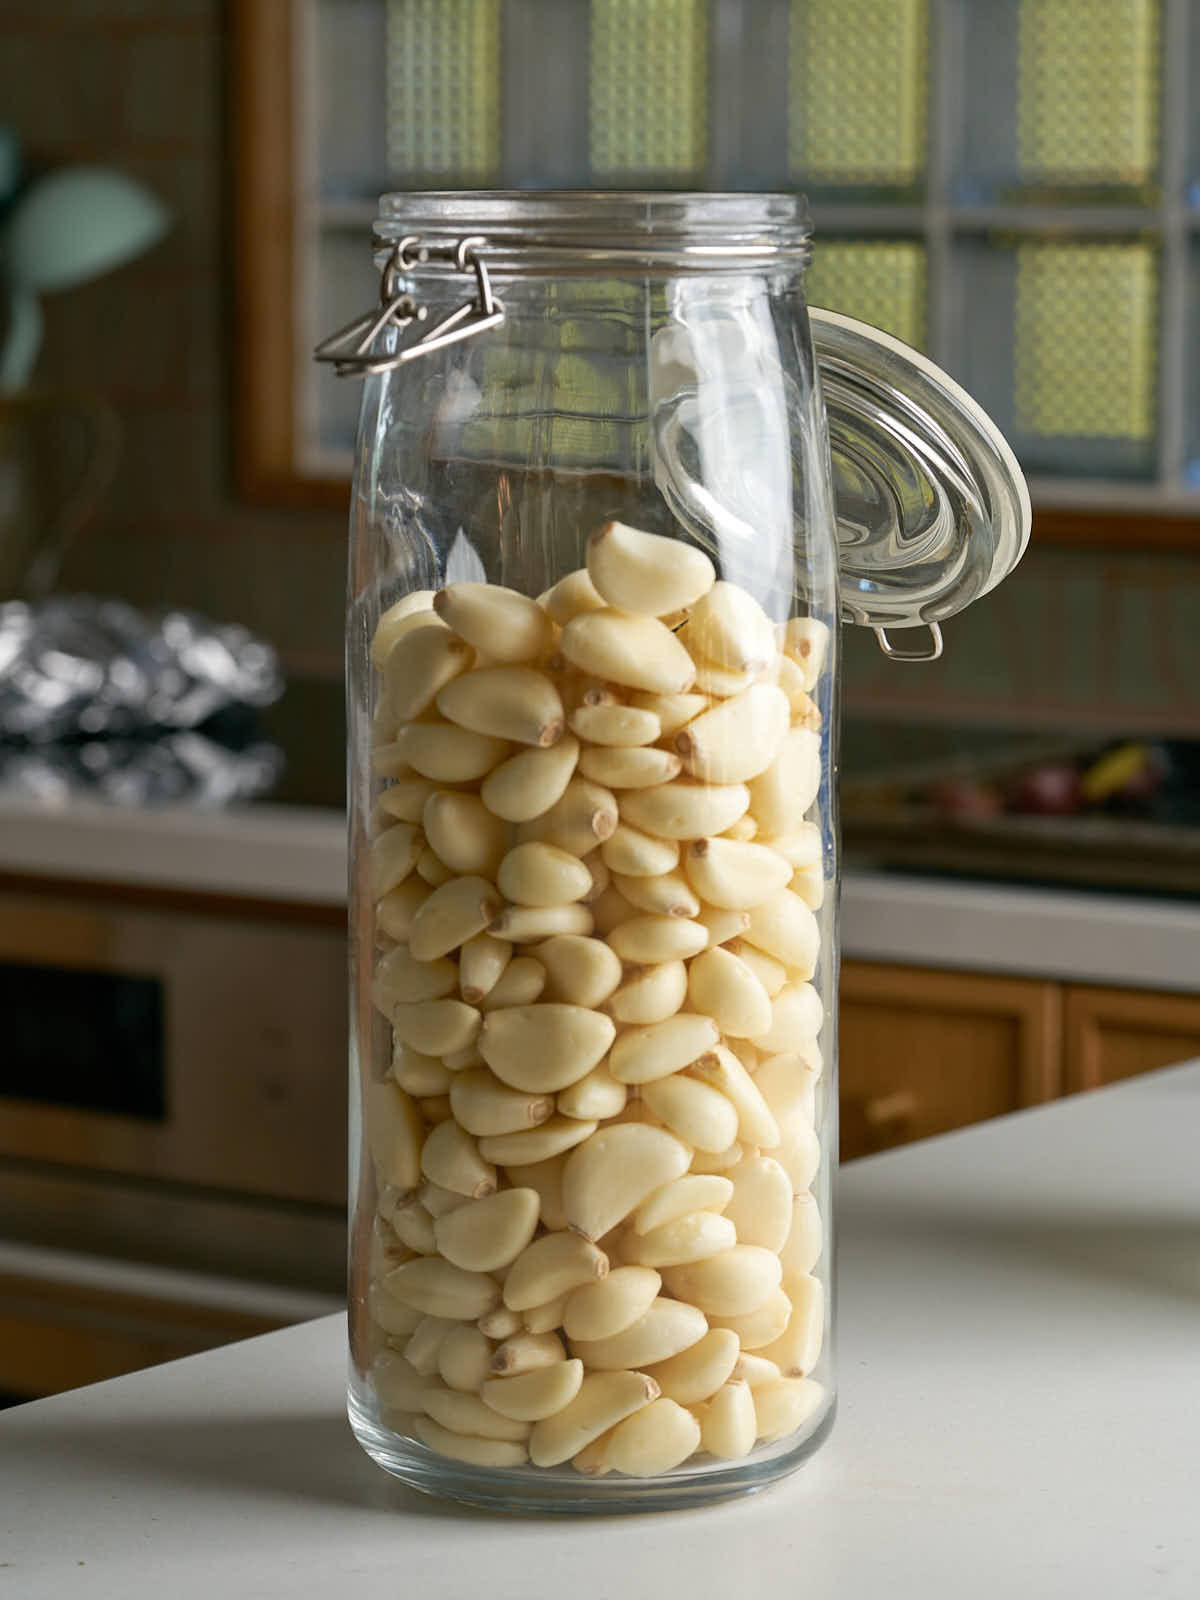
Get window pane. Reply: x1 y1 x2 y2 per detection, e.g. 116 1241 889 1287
955 0 1160 202
589 0 708 181
385 0 502 182
789 0 927 196
805 240 927 349
317 0 388 199
954 236 1159 478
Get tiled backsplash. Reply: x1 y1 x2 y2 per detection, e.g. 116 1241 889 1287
4 2 1198 734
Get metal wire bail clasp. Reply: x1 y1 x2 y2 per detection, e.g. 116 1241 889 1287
314 234 505 377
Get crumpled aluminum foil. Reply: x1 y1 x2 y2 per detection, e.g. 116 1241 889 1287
0 597 285 806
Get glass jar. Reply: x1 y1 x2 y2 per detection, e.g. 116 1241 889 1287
325 192 1029 1513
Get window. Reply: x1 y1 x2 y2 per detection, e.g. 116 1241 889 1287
232 0 1200 547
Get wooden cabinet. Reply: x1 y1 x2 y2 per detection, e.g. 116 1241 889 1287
839 963 1200 1161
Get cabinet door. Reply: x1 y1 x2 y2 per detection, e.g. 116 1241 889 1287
1064 984 1200 1092
839 963 1062 1161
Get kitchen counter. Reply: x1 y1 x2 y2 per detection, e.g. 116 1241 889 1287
1 795 1198 990
2 1062 1197 1599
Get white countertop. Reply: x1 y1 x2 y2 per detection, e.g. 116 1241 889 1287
1 796 1197 990
3 1062 1197 1599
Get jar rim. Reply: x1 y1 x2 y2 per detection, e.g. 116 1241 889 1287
373 191 812 272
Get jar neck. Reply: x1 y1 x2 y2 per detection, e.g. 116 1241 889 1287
372 191 812 276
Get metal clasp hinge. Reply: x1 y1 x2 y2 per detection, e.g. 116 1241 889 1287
873 621 944 662
314 234 504 377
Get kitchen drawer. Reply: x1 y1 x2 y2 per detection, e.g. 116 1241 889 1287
839 962 1063 1159
1064 984 1200 1092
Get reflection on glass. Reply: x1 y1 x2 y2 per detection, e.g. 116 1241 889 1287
805 241 927 350
789 0 927 192
1017 0 1159 193
385 0 501 181
589 0 707 179
1014 241 1157 441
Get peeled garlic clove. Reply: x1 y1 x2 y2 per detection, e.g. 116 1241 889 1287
674 684 790 784
448 1069 553 1137
397 722 511 783
571 1431 615 1476
367 1081 424 1190
627 690 710 735
684 837 792 911
529 1370 660 1467
664 1245 783 1317
608 1013 720 1085
688 657 760 698
644 1327 740 1407
417 1094 453 1124
489 904 595 942
557 1065 627 1121
502 1230 609 1311
694 906 751 949
753 1376 825 1442
690 1048 780 1148
610 870 700 919
458 932 512 1006
767 821 822 870
371 740 412 779
685 947 774 1039
436 1324 494 1392
385 1257 500 1320
579 745 683 790
722 812 758 841
433 582 555 663
478 1305 523 1339
414 1416 528 1467
561 1266 661 1342
605 1396 701 1476
384 623 475 722
389 1197 438 1255
481 735 580 823
778 616 831 691
571 1298 708 1371
422 1388 530 1443
779 1193 823 1275
563 1123 692 1241
752 983 825 1055
479 1358 584 1423
523 1294 570 1335
790 862 824 910
391 998 482 1057
415 845 454 888
432 1186 540 1273
568 702 661 747
420 1119 496 1199
541 568 606 627
619 779 750 841
754 1043 823 1119
587 884 638 937
774 1122 822 1191
370 823 421 898
585 520 715 617
723 1155 793 1251
489 1331 566 1375
641 1075 740 1154
709 1286 792 1350
422 792 509 878
378 774 439 825
478 1115 597 1165
514 776 618 855
680 581 777 673
748 727 821 834
689 1141 748 1175
758 1272 824 1377
732 1352 781 1388
498 842 593 907
372 946 458 1009
503 1155 566 1232
535 935 623 1008
479 1003 615 1093
437 666 564 748
742 889 820 974
561 609 697 695
478 955 545 1010
700 1379 757 1459
404 1314 455 1376
376 878 430 942
600 823 681 879
621 1210 738 1268
723 939 786 998
371 590 438 668
607 915 708 964
371 1350 437 1410
606 960 688 1025
631 1174 733 1236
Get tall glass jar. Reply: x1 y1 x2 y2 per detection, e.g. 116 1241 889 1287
329 193 1028 1513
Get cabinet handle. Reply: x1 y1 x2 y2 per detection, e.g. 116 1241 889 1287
862 1090 917 1130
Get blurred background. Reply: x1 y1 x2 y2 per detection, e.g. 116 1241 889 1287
1 0 1198 1403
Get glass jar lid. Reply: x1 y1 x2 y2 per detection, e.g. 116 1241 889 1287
813 309 1031 657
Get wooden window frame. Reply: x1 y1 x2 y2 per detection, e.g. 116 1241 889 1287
229 0 1200 546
